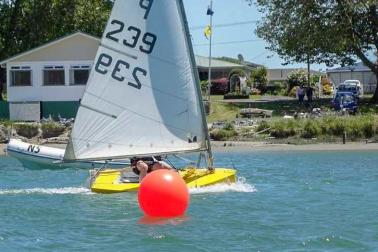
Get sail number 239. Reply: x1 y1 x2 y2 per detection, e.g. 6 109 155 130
95 53 147 90
105 1 156 54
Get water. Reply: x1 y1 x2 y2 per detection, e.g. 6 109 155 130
0 150 377 251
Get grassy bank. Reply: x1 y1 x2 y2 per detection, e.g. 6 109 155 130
207 96 378 122
223 114 378 143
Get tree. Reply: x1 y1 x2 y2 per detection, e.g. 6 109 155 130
251 66 267 92
286 69 307 92
253 0 378 103
0 0 113 100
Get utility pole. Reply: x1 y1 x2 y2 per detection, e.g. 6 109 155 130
207 0 214 102
307 54 311 88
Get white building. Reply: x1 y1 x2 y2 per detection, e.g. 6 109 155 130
0 32 100 120
0 31 260 121
327 62 377 93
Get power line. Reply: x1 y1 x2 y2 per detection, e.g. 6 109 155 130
190 20 258 30
194 39 263 47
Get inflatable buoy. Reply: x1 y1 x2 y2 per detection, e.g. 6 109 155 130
138 170 189 217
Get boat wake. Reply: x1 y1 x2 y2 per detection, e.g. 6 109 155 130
0 187 92 195
190 177 256 194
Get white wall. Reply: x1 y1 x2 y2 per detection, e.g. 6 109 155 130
9 102 41 121
327 71 377 94
7 60 91 102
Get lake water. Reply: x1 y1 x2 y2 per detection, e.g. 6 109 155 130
0 150 377 251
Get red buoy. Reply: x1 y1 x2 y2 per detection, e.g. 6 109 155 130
138 169 189 217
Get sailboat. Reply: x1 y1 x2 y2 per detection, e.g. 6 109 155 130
63 0 237 193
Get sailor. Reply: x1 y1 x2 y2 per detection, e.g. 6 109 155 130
130 156 173 182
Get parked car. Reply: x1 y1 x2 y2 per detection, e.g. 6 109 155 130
337 80 363 97
331 91 358 113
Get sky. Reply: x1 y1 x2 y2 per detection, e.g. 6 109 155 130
183 0 327 71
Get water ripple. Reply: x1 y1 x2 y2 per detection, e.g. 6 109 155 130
0 187 92 195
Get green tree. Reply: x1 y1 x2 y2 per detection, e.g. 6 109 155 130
287 69 307 92
0 0 113 100
251 66 267 92
254 0 378 103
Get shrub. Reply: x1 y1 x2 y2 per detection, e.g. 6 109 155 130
41 122 65 138
210 79 229 95
287 69 308 91
256 120 270 132
270 120 297 138
224 92 249 99
359 116 374 139
289 86 298 98
210 129 237 141
251 67 268 93
14 123 39 138
223 122 234 131
200 80 209 95
301 120 320 139
251 88 261 95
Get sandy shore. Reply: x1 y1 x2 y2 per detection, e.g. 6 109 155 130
1 141 378 156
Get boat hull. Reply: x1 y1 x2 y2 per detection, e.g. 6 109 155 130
6 139 126 169
90 168 237 194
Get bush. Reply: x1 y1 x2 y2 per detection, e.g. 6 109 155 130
251 88 261 95
289 86 298 98
287 69 308 91
210 79 229 95
210 129 237 141
301 120 320 139
256 120 270 132
270 120 297 138
200 80 209 95
41 122 65 138
251 67 268 93
223 122 234 131
14 123 39 138
224 92 249 99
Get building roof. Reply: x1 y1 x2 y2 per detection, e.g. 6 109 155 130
0 31 100 66
195 55 245 69
327 62 371 73
0 31 253 71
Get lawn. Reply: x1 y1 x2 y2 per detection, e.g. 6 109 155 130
206 95 378 123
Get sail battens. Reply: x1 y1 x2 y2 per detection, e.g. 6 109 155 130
100 44 138 60
84 92 193 134
80 104 117 119
67 147 208 162
64 0 208 161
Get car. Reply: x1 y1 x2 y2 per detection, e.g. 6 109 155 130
331 91 358 113
336 80 363 97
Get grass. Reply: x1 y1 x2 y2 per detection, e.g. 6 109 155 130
206 96 378 122
41 122 66 138
14 123 39 138
207 102 240 123
249 115 378 142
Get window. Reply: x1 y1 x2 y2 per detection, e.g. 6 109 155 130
70 65 91 85
43 66 65 86
10 66 32 86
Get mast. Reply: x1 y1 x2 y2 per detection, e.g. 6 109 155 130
177 0 214 168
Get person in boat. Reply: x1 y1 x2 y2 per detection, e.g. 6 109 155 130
130 156 173 182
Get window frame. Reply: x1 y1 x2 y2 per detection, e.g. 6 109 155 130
10 66 32 87
69 65 91 86
43 65 66 86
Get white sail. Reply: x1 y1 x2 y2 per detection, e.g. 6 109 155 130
64 0 208 161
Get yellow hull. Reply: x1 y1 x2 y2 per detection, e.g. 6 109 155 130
90 168 237 194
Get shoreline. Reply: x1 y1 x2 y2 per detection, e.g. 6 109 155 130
211 141 378 152
1 141 378 156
